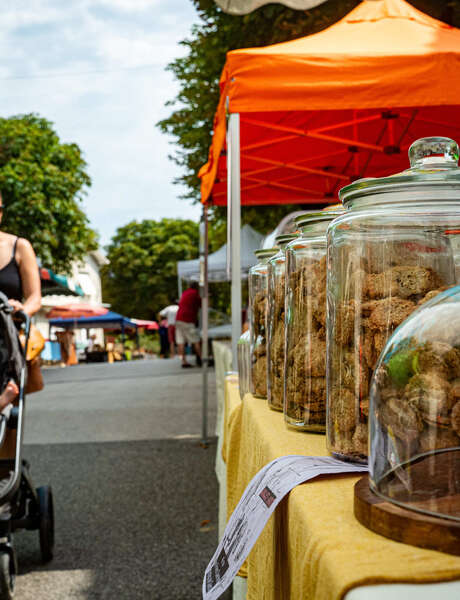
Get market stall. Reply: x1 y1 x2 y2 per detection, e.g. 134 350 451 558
48 310 137 332
48 311 138 361
198 0 460 366
207 138 460 599
200 2 460 596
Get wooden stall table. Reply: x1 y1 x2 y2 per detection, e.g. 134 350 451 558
221 377 460 600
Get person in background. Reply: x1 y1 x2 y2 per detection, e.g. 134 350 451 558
175 281 202 368
159 300 179 358
158 316 169 358
87 334 97 352
106 336 115 363
65 329 78 366
56 330 69 367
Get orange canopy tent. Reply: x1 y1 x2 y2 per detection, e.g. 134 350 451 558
199 0 460 207
196 0 460 441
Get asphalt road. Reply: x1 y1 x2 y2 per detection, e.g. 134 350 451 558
12 358 222 599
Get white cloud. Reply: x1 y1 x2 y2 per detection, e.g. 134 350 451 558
0 0 202 246
97 0 165 11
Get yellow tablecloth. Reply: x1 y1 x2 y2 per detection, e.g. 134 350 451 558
222 378 460 600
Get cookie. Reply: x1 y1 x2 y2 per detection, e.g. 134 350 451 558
451 401 460 436
404 372 454 427
419 426 459 453
335 302 356 346
368 297 416 330
285 251 329 426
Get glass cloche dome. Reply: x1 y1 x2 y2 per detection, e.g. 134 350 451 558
369 286 460 522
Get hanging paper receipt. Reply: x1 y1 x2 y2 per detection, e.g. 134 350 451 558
203 455 368 600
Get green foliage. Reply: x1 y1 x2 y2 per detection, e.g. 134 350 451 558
102 218 199 319
0 113 97 272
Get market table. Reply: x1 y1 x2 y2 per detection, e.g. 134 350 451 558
212 340 233 541
221 377 460 600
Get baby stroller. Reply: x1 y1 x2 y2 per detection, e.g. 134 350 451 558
0 293 54 599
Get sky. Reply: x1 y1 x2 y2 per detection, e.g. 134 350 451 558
0 0 202 248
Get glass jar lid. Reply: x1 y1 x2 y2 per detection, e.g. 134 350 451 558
254 248 278 260
339 137 460 206
275 233 298 248
322 203 343 211
295 210 345 229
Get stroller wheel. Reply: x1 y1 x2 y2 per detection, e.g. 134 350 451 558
0 550 15 600
37 486 54 563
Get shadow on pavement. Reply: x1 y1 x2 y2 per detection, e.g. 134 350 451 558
14 438 220 599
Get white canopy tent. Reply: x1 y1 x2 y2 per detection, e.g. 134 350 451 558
215 0 327 15
177 223 264 294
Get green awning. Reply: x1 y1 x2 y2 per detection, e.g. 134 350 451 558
40 267 84 297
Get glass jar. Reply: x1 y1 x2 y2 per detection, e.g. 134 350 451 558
284 211 344 431
267 234 298 411
249 248 278 398
237 329 251 401
369 286 460 521
327 137 460 462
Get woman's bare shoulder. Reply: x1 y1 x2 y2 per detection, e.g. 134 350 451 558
16 237 34 251
15 237 36 261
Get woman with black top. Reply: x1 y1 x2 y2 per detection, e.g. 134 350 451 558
0 193 41 408
0 194 41 317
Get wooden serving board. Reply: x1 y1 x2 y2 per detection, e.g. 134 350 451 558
354 475 460 556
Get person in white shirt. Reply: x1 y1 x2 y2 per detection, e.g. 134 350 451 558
159 301 179 358
87 334 97 352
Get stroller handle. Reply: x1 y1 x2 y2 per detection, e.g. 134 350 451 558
13 310 31 353
14 310 30 330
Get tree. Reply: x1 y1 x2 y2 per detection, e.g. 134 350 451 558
0 113 97 272
158 0 460 235
102 219 199 319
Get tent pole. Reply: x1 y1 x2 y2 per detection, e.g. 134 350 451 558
177 273 183 299
200 203 209 447
229 113 241 368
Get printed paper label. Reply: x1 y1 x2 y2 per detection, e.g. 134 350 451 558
203 455 368 600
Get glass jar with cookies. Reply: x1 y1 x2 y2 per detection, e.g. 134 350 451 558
369 286 460 521
267 234 298 411
327 137 460 462
284 211 344 431
249 248 278 398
